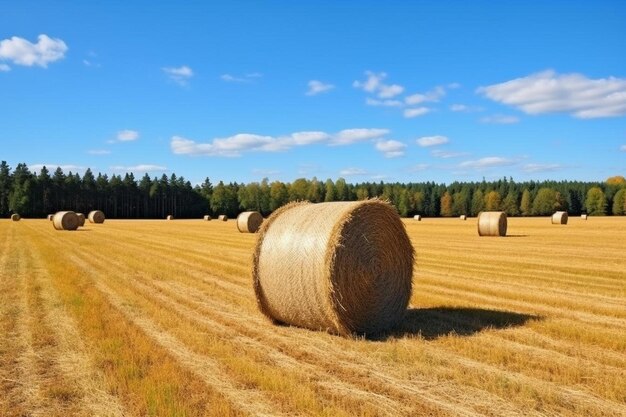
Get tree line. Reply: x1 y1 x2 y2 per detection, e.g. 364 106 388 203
1 161 625 219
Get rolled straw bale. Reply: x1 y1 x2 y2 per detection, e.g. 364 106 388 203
11 214 20 221
203 215 212 221
76 213 85 227
47 214 54 221
252 200 414 336
477 211 507 237
460 215 467 220
237 211 263 233
218 214 228 221
552 211 568 225
581 214 588 220
88 210 105 224
53 211 79 231
414 215 421 221
166 215 174 220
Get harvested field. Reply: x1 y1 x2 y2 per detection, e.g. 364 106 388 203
0 216 624 417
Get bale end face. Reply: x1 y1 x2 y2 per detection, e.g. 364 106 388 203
237 211 263 233
477 211 507 237
53 211 79 231
76 213 86 227
11 214 20 221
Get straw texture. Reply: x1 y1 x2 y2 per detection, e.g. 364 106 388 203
53 211 79 231
237 211 263 233
88 210 105 224
203 215 212 221
414 215 421 221
11 214 20 221
252 200 414 336
167 215 174 220
552 211 568 225
47 214 54 221
218 215 228 221
460 215 467 220
76 213 85 227
477 211 507 237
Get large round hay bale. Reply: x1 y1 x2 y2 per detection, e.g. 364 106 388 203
47 214 54 221
237 211 263 233
477 211 507 237
203 215 212 221
460 215 467 220
76 213 85 227
53 211 79 231
414 215 421 221
552 211 568 225
252 200 414 336
11 214 20 221
581 214 588 220
88 210 105 224
166 215 174 220
218 214 228 221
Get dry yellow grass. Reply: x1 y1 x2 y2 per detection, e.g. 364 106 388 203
0 216 625 416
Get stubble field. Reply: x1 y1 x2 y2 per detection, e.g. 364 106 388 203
0 216 624 417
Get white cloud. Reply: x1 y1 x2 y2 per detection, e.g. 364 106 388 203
522 163 563 173
447 82 461 89
459 157 516 170
416 135 449 147
408 164 429 172
431 149 466 159
478 70 626 119
353 71 404 99
0 34 67 69
30 164 87 173
375 140 406 158
450 103 483 113
480 114 520 124
110 164 167 173
405 86 445 105
404 107 431 118
306 80 334 96
221 72 262 83
339 167 367 176
163 65 193 85
0 63 10 72
171 128 388 157
117 130 139 142
365 98 403 107
87 149 111 155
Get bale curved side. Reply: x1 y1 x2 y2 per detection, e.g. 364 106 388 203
11 214 20 221
203 215 212 221
88 210 105 224
218 215 228 221
76 213 86 227
552 211 568 225
477 211 507 237
237 211 263 233
252 200 414 336
53 211 79 231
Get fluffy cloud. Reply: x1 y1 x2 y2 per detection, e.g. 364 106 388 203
478 70 626 119
416 135 449 147
431 149 466 159
365 98 403 107
405 86 445 105
353 71 404 99
110 164 167 173
450 104 483 113
480 114 520 124
375 140 406 158
306 80 335 96
117 130 139 141
0 34 67 69
221 73 262 83
171 128 388 157
339 167 367 176
87 149 111 155
458 157 516 170
522 163 563 173
403 107 431 118
162 65 193 85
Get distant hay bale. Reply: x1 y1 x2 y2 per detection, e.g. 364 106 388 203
477 211 507 237
237 211 263 233
252 200 414 336
203 215 212 221
414 215 421 221
166 215 174 220
11 214 20 221
218 215 228 221
581 214 588 220
88 210 105 224
53 211 79 231
76 213 85 227
552 211 568 225
460 215 467 220
47 214 54 221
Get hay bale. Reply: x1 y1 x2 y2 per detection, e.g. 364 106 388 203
11 214 20 221
47 214 54 221
477 211 507 236
552 211 568 225
166 215 174 220
76 213 85 227
218 214 228 221
203 215 212 221
460 215 467 220
581 214 588 220
237 211 263 233
252 200 414 336
414 215 421 221
88 210 105 224
53 211 79 231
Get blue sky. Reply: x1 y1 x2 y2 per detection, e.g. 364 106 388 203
1 1 625 185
